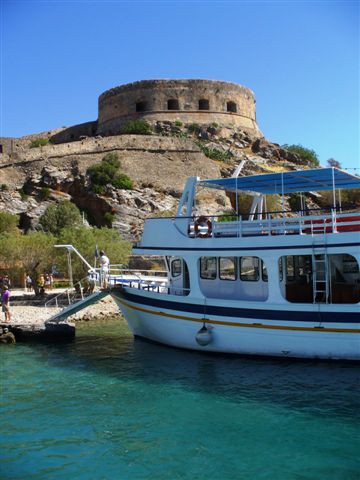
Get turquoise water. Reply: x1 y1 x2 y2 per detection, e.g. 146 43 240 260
1 319 359 480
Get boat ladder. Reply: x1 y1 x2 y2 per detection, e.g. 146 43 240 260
312 242 329 303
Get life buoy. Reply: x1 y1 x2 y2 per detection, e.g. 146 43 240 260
194 216 212 238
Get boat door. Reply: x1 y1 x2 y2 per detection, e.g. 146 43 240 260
168 257 190 295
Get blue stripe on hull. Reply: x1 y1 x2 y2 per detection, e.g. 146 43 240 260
134 241 360 253
112 288 360 324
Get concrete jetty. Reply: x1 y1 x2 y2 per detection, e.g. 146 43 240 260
0 288 118 342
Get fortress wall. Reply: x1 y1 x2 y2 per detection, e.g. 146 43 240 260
97 79 260 136
50 121 98 144
0 135 200 167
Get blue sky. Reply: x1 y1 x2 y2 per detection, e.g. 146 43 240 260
1 0 359 169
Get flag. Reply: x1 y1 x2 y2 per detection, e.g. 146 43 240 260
95 245 99 258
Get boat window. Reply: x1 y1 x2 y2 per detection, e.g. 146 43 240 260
286 256 295 281
329 254 360 304
298 255 312 277
219 257 237 281
167 99 179 110
240 257 260 281
227 101 237 113
199 99 210 110
200 257 217 280
171 259 182 277
261 260 268 282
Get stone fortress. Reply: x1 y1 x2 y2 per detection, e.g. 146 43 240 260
50 79 262 144
2 78 304 240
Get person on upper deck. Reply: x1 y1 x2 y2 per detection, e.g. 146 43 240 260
99 250 110 288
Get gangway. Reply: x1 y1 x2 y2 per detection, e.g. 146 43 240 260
45 289 110 324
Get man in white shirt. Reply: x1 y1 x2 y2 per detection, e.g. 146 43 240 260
99 250 110 288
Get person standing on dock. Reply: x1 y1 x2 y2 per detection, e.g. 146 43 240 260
1 285 11 323
99 250 110 288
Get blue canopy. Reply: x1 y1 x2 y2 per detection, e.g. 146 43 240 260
198 168 360 195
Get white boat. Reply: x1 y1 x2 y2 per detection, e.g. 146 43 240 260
110 167 360 360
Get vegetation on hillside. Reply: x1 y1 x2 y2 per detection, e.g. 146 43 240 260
0 211 19 235
195 141 232 163
39 200 84 236
29 138 49 148
282 144 319 167
87 152 133 194
121 120 152 135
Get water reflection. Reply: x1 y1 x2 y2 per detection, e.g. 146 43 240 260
34 322 360 419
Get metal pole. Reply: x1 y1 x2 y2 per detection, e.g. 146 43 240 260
331 167 336 209
67 251 73 288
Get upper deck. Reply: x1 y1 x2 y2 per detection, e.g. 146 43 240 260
135 167 360 254
135 210 360 253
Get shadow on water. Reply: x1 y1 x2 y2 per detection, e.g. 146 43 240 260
25 320 360 419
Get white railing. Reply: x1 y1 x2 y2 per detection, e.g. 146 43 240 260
191 210 360 238
44 276 94 312
89 266 168 286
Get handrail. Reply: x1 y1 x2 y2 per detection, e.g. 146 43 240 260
190 209 360 238
119 278 190 296
146 205 358 221
44 275 96 311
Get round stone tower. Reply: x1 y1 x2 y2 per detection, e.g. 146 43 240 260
97 79 261 136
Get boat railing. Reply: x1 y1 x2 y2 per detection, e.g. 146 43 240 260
185 208 360 238
44 275 96 312
119 279 189 296
89 266 168 286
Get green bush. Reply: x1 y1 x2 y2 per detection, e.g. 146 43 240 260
29 138 49 148
19 189 28 201
187 123 200 133
0 211 19 234
102 152 121 167
196 142 232 162
121 120 152 135
218 210 238 222
0 184 8 191
40 187 51 200
39 200 84 236
288 193 303 212
282 144 319 167
174 120 183 127
112 174 133 190
317 188 360 209
87 152 133 194
104 212 115 226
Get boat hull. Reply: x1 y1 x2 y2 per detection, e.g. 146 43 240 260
111 287 360 361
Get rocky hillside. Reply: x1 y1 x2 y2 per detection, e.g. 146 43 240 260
0 121 306 240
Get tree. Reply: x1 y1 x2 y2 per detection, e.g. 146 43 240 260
87 152 133 194
0 232 56 295
327 158 342 169
56 226 131 281
39 200 83 236
282 144 319 167
0 211 19 235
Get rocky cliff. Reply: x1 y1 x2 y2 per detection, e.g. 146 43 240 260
0 122 303 240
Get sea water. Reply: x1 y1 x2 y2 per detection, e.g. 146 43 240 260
1 319 359 480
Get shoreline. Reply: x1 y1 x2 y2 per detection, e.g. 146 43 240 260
1 296 120 341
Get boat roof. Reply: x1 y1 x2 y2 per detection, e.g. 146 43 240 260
198 167 360 195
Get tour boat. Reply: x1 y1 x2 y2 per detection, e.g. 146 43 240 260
110 167 360 360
